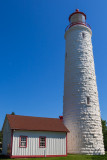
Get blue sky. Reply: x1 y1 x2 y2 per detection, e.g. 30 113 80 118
0 0 107 129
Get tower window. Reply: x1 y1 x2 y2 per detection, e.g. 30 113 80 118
87 97 90 105
66 52 67 58
82 32 85 38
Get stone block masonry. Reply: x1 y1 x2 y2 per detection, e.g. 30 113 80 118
63 24 105 155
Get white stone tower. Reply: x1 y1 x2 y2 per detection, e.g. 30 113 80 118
63 9 105 155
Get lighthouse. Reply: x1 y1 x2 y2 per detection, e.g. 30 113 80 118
63 9 105 155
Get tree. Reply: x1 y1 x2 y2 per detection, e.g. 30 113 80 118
0 131 2 143
102 119 107 151
0 130 2 153
11 112 15 115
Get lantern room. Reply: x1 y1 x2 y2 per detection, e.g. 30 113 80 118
69 9 86 24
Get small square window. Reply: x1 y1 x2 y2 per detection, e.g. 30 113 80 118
87 97 90 105
19 136 27 148
82 32 85 38
39 136 46 148
65 52 67 58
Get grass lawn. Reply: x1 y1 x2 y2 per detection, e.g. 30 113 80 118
0 153 107 160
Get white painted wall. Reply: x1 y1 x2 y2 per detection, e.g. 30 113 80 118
2 119 11 155
63 24 105 155
12 130 66 156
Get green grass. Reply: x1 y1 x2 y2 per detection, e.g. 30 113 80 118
0 153 107 160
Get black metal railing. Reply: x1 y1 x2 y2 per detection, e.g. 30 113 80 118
65 22 91 32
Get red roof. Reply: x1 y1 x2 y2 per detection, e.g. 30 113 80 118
6 114 69 132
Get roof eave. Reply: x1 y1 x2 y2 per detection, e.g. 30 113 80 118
11 128 69 133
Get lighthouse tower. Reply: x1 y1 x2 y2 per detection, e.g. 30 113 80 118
63 9 105 155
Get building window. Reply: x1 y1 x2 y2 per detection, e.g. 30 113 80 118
39 136 46 148
87 97 90 105
19 136 27 148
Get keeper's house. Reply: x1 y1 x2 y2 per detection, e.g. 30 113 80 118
2 114 68 158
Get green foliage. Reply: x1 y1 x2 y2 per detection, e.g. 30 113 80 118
1 154 107 160
0 131 2 143
11 112 15 115
0 130 2 153
102 119 107 151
